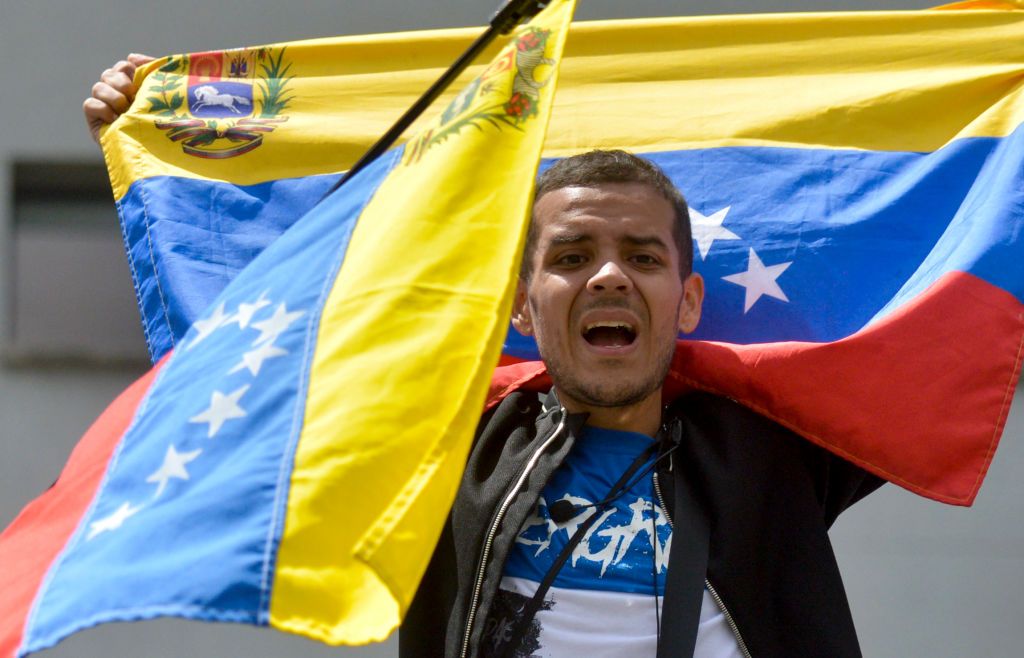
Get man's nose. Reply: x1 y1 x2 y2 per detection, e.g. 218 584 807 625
588 260 632 293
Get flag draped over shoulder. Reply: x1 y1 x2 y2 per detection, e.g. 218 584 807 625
0 1 576 656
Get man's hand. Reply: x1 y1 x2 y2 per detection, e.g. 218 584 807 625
83 53 155 143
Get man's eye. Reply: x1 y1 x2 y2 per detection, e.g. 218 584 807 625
555 253 586 266
631 254 659 266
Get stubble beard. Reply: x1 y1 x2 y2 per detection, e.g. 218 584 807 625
538 333 677 409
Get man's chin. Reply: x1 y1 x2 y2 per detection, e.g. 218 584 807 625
557 377 660 409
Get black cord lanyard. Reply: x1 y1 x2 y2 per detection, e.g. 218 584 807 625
497 436 676 658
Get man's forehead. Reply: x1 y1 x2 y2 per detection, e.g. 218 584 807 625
535 182 667 209
533 183 675 241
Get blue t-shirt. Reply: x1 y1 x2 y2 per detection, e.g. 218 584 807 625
480 425 742 658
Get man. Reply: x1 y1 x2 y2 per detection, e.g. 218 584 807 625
86 76 881 658
403 151 883 658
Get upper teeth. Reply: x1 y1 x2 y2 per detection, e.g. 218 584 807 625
585 321 634 332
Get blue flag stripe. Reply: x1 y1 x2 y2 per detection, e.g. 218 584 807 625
118 173 343 362
118 130 1023 363
22 152 399 654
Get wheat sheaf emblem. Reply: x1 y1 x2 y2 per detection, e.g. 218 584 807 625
404 26 555 164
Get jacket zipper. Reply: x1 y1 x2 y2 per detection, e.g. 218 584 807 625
652 471 752 658
459 412 568 658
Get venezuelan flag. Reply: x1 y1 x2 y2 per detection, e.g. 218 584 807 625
0 1 576 655
97 6 1024 508
3 2 1024 655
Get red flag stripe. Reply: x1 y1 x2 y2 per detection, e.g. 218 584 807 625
0 360 165 658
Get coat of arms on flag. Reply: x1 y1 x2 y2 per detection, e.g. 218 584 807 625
405 26 555 164
147 47 292 159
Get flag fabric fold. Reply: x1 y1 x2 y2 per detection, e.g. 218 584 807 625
0 1 576 655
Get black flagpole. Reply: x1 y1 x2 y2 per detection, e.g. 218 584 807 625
323 0 550 197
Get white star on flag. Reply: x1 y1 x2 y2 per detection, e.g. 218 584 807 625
87 501 142 540
251 303 305 346
722 248 793 313
229 340 289 376
146 444 202 498
690 206 740 260
187 302 231 350
228 290 271 329
189 385 250 438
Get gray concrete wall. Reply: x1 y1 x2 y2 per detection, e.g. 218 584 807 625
4 1 1021 657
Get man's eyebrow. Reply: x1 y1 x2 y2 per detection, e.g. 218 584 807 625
546 233 591 246
542 233 669 248
623 235 669 249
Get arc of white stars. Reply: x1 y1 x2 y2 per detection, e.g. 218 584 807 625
228 290 271 329
187 302 231 350
189 385 250 438
146 444 202 498
722 248 793 313
87 501 142 540
229 340 289 376
690 206 740 260
250 303 305 346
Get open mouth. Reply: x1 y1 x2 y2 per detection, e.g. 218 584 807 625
582 321 637 348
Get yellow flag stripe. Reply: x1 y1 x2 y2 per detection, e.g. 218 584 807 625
268 0 576 644
102 9 1024 201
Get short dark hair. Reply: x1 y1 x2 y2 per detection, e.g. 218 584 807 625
521 149 693 280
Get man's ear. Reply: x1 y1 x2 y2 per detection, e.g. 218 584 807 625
511 279 533 336
678 272 704 334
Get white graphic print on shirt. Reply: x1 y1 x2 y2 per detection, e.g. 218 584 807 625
480 425 742 658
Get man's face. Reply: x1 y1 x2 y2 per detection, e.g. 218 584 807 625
513 182 704 409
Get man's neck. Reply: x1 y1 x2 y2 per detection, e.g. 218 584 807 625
558 388 663 437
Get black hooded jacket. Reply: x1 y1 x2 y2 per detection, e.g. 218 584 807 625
402 389 883 657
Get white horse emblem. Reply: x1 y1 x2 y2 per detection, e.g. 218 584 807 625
192 85 251 114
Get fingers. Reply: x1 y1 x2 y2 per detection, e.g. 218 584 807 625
127 53 156 67
83 96 119 123
84 69 130 145
83 55 154 144
92 80 130 114
83 97 118 143
101 62 137 103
